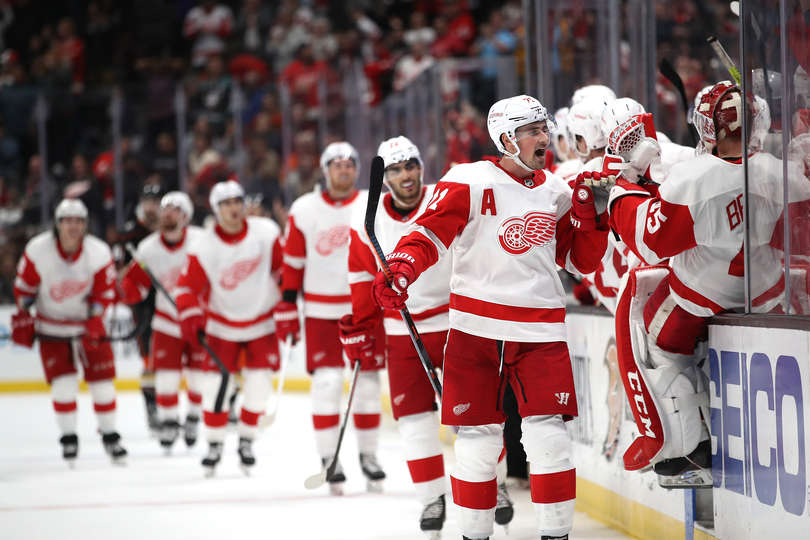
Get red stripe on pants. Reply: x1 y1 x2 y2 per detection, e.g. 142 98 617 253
407 454 445 483
451 476 497 510
187 391 202 404
93 400 116 413
353 413 380 429
204 411 229 427
156 394 179 407
312 414 340 429
530 469 576 503
497 447 506 463
53 401 77 413
240 408 261 426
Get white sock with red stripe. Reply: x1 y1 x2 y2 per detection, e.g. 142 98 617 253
88 380 117 434
311 367 343 458
398 411 446 504
51 374 79 435
201 371 235 443
522 415 575 537
353 371 381 455
451 423 503 538
496 445 507 483
185 369 204 418
238 368 272 440
155 369 181 421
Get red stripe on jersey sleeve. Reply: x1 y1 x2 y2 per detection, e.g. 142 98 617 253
348 229 377 276
14 253 41 305
411 181 470 250
176 254 210 313
281 264 304 292
284 215 306 258
555 210 608 274
350 281 380 326
119 261 152 304
90 261 117 307
271 236 283 274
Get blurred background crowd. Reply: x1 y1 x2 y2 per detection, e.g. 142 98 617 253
0 0 747 303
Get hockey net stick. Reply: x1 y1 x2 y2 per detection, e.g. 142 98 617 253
303 359 361 489
363 155 443 398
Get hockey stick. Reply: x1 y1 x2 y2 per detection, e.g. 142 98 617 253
659 58 699 146
259 334 293 429
303 359 362 489
363 155 443 398
707 36 742 85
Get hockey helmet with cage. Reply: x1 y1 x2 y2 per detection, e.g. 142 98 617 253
601 97 646 140
209 179 245 222
160 191 194 224
571 84 616 106
567 98 610 158
606 113 661 181
319 141 359 188
55 198 88 221
693 81 751 153
487 95 555 171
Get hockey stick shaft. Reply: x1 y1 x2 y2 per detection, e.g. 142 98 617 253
260 334 292 428
659 58 699 146
707 36 742 85
364 156 442 398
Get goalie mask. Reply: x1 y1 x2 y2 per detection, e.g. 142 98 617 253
487 94 555 172
693 81 751 154
606 113 661 181
319 141 359 190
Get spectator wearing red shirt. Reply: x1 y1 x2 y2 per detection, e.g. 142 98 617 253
279 43 335 107
184 0 234 67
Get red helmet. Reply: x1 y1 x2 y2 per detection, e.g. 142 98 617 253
693 81 750 152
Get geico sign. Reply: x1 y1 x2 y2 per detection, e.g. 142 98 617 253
709 349 806 516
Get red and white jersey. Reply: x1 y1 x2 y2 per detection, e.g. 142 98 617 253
651 140 697 183
609 152 808 316
282 187 368 320
391 158 607 342
14 232 116 337
183 5 233 60
120 227 205 339
553 158 583 181
348 185 451 336
176 217 282 342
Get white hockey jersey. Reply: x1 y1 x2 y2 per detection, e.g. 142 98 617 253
348 185 451 336
389 158 608 342
15 232 116 337
609 151 809 316
120 226 205 338
282 187 368 319
175 217 282 341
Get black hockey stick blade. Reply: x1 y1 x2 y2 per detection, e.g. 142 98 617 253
659 58 699 146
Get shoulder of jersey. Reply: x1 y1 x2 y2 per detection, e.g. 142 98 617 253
662 153 740 203
440 161 496 185
541 169 571 192
83 234 113 265
582 156 603 172
288 190 319 214
137 231 162 252
247 215 281 235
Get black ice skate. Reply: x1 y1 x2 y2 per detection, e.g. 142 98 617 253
495 482 514 530
101 432 127 465
359 453 386 492
159 419 180 453
142 386 160 437
238 437 256 475
60 434 78 467
202 442 223 477
183 414 199 447
654 440 712 489
322 457 346 495
420 494 445 539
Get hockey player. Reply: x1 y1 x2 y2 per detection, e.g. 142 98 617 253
12 198 127 465
607 82 799 487
550 108 582 179
373 95 609 540
175 180 283 475
275 141 386 494
119 191 206 451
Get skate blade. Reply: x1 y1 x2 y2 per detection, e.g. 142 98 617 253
110 456 127 466
304 471 327 490
203 466 216 478
65 459 77 469
161 446 173 456
240 464 254 476
657 468 712 489
328 482 345 496
423 531 441 540
366 479 384 493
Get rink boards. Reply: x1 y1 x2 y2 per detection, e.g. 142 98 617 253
566 307 810 539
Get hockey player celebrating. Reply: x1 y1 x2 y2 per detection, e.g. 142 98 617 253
607 82 801 487
373 95 609 540
175 180 283 475
275 141 386 494
344 136 453 536
12 198 127 465
119 191 206 451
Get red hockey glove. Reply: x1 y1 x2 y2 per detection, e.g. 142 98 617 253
273 301 301 344
372 257 417 311
571 178 598 231
82 316 107 354
11 310 35 348
338 315 378 369
179 311 206 344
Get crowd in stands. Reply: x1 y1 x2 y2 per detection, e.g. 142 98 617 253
0 0 744 303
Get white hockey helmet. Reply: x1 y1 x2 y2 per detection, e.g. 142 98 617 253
319 141 359 188
55 198 88 220
551 107 572 158
377 136 423 169
487 94 555 170
601 97 646 140
161 191 194 223
567 98 609 158
606 113 661 181
209 180 245 222
571 84 616 106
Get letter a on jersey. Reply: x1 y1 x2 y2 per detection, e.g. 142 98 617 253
481 188 497 215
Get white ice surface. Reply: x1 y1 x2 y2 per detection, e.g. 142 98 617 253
0 392 628 540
